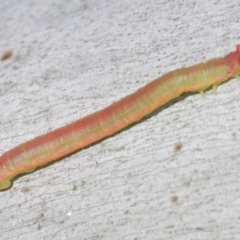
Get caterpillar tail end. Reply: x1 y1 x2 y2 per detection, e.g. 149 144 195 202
0 179 11 190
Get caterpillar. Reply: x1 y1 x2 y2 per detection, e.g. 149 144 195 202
1 45 240 190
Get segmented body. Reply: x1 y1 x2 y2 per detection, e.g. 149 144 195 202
1 45 240 190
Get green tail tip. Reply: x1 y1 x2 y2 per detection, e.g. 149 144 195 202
0 179 11 190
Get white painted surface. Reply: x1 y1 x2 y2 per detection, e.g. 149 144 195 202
0 0 240 239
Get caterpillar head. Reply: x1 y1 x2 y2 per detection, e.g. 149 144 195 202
227 44 240 77
236 44 240 64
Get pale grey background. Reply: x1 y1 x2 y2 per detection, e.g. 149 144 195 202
0 0 240 239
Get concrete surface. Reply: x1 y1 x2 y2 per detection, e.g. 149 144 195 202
0 0 240 239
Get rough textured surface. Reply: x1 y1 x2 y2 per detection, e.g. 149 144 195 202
0 0 240 239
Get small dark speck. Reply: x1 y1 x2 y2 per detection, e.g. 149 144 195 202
37 224 42 230
173 116 179 121
232 132 236 140
21 187 30 193
72 185 77 191
171 195 179 203
1 51 13 61
174 142 183 152
184 180 191 187
194 147 202 151
81 180 86 187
